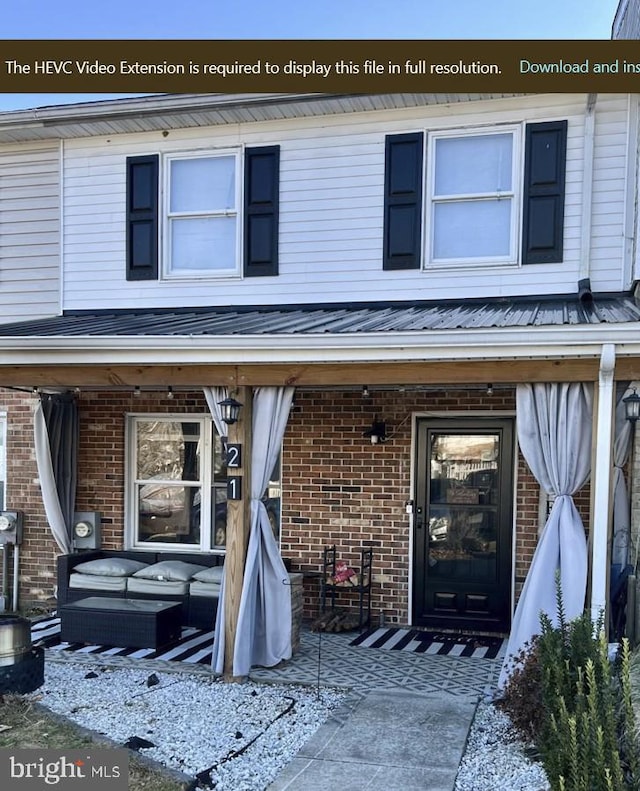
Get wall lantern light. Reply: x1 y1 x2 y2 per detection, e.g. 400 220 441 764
364 418 387 445
624 387 640 424
218 395 243 425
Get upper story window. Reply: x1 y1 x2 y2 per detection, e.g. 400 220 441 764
427 129 519 266
126 146 280 283
383 120 567 272
166 152 240 277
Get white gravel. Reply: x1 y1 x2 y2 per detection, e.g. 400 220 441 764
455 701 550 791
31 661 347 790
32 660 550 791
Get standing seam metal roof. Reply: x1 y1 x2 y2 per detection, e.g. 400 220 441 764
0 295 638 338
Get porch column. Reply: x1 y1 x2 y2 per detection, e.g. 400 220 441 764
223 386 253 680
590 344 616 626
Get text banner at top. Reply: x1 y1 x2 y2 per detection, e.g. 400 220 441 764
3 40 640 93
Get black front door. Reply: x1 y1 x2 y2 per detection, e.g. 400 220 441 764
413 418 514 632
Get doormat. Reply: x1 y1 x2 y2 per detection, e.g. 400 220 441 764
349 627 506 659
30 615 215 667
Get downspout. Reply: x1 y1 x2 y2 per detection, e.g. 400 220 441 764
590 343 616 628
578 93 597 301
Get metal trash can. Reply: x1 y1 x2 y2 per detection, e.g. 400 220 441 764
0 614 44 693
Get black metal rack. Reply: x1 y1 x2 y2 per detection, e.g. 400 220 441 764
320 545 373 629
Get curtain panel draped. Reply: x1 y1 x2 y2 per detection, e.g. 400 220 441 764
205 386 295 676
612 385 632 571
33 393 79 555
498 382 593 688
203 386 231 671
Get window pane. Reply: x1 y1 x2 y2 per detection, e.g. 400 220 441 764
433 199 512 259
171 216 236 271
136 421 200 480
435 134 513 196
137 483 201 545
170 156 235 212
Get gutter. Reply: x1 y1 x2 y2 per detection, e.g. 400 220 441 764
1 323 640 365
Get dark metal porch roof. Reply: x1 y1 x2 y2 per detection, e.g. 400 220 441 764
1 294 639 338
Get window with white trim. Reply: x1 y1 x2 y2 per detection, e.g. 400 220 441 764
427 127 520 266
165 151 240 277
126 415 281 552
0 414 6 509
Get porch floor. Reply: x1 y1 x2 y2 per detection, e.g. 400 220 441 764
35 616 503 699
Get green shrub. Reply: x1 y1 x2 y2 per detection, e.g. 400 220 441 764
498 579 640 791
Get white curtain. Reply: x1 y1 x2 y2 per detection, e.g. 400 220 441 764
203 386 230 672
33 400 72 554
611 387 632 570
207 386 295 676
498 382 593 688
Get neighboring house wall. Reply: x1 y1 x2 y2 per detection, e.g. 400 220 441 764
613 0 640 38
0 143 60 324
57 93 633 312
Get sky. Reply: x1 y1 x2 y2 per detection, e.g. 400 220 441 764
0 0 624 112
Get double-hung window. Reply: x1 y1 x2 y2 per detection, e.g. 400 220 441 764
383 120 566 271
427 127 519 266
128 416 227 551
165 151 240 277
127 415 281 553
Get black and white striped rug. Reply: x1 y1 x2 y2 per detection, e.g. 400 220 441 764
349 627 505 659
30 616 215 666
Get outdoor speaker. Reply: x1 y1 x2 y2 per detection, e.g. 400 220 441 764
72 511 101 550
0 511 23 545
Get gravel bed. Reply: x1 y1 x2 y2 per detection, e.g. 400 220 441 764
455 701 550 791
31 661 347 790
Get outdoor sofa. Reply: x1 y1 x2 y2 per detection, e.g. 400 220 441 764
57 549 224 630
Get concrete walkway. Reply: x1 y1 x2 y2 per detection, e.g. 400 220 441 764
257 629 502 790
269 688 477 791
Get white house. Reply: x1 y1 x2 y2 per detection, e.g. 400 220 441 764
0 91 637 676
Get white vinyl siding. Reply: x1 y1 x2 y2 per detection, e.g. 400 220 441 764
0 144 60 322
57 94 630 310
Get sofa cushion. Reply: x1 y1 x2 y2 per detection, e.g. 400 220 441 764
189 580 222 598
127 577 190 596
132 560 207 582
74 558 149 577
69 573 128 592
191 566 224 584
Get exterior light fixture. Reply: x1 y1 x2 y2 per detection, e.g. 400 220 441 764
624 387 640 423
362 385 370 398
133 386 141 398
218 395 243 425
167 386 174 400
364 418 387 445
487 383 493 396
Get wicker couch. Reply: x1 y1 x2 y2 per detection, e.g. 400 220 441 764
57 549 224 630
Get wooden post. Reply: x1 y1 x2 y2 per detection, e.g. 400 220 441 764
223 386 252 681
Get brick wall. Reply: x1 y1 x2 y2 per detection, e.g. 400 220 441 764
280 388 550 626
3 386 591 628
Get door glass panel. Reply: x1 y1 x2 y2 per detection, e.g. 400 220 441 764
427 433 500 581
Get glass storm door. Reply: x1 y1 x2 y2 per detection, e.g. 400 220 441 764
413 418 514 632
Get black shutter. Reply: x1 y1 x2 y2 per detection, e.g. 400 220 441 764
244 146 280 277
522 121 567 265
126 155 159 281
383 132 424 271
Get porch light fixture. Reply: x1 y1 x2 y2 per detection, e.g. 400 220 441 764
167 386 174 400
624 387 640 423
218 395 243 425
133 386 141 398
364 418 387 445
